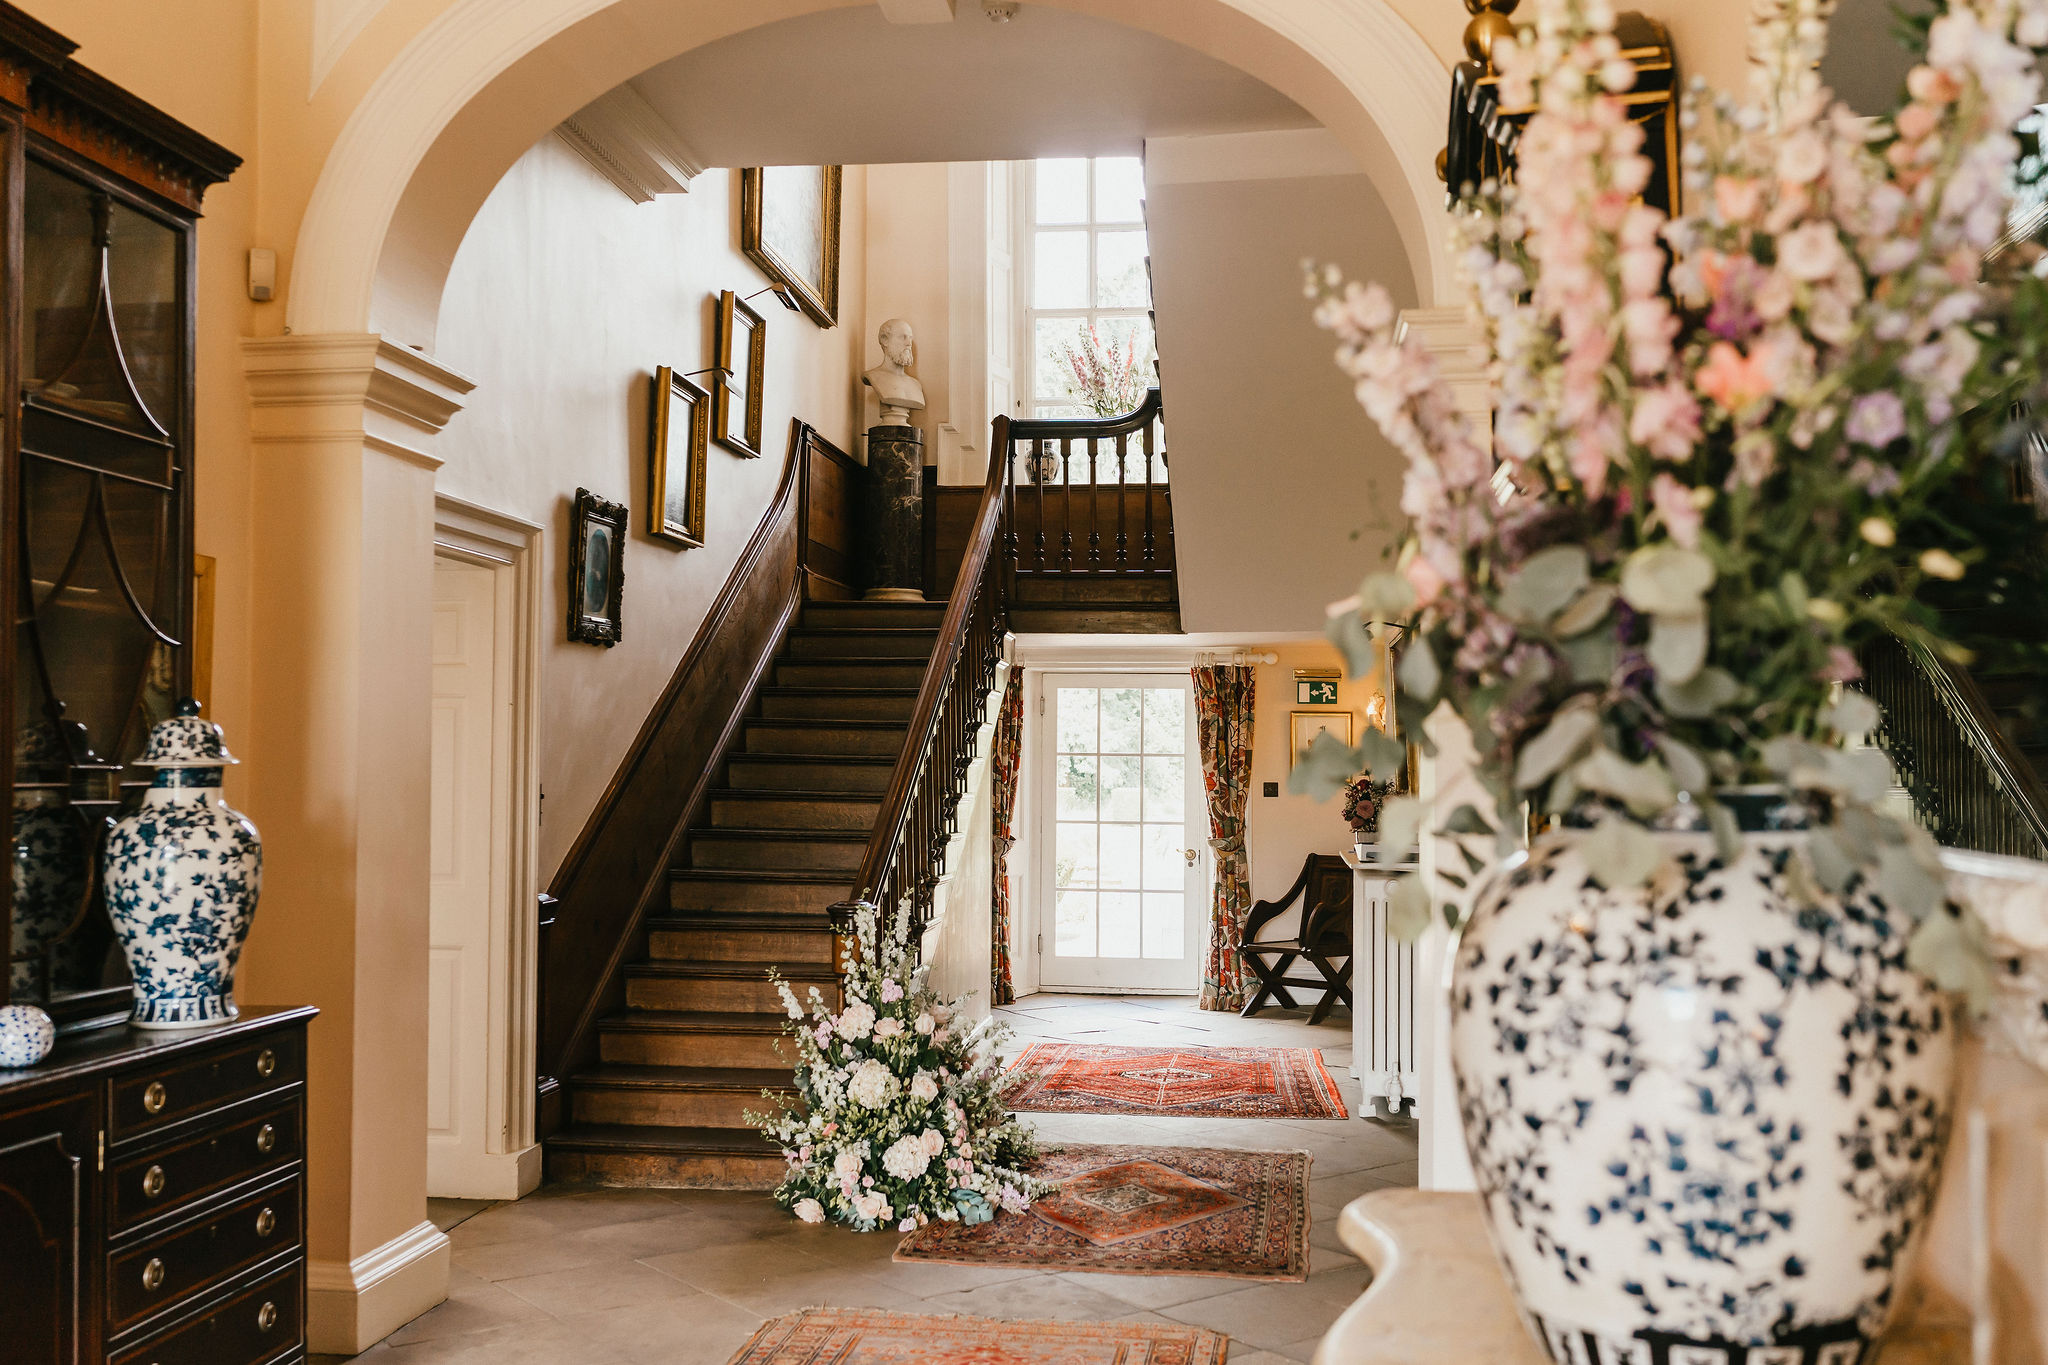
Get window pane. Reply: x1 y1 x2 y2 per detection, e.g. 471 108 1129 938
1143 823 1184 890
1034 230 1089 309
1057 754 1097 819
1144 892 1186 959
1101 688 1143 753
1095 158 1145 223
1057 890 1096 955
1143 755 1186 824
1100 892 1142 957
1036 158 1089 224
1100 755 1141 822
1057 822 1097 888
1100 824 1141 890
1034 318 1091 402
1095 230 1150 308
1057 687 1097 752
1143 688 1185 754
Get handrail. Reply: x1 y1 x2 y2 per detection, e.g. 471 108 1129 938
1861 630 2048 861
1006 387 1172 585
834 412 1015 929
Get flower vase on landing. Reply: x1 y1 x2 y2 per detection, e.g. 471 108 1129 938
103 703 262 1030
1449 798 1953 1363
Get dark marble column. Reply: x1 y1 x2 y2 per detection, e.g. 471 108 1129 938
862 424 925 601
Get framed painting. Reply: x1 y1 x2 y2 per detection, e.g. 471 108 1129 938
741 165 841 327
568 487 627 646
713 291 766 458
649 365 709 549
1289 710 1354 770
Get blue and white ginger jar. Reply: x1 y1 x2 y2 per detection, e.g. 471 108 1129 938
103 703 262 1030
1451 802 1952 1365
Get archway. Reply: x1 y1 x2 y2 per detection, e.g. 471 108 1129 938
286 0 1454 345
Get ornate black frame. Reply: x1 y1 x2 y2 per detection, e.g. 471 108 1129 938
568 487 627 646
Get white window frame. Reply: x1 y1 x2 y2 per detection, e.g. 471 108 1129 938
1011 157 1154 424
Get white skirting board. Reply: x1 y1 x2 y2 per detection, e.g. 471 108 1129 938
307 1219 452 1355
428 1140 543 1202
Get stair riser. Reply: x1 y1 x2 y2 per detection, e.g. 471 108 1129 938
1012 578 1178 605
726 759 891 794
774 660 927 689
628 975 841 1012
600 1030 793 1070
708 795 879 830
745 725 904 757
784 634 936 660
688 836 864 872
758 693 916 722
1009 608 1181 634
545 1148 785 1191
572 1085 786 1129
669 878 842 913
648 926 837 964
801 605 946 630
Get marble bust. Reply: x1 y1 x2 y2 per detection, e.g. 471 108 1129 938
862 318 926 427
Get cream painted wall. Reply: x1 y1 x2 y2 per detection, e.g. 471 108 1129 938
1147 148 1415 634
433 140 870 882
863 161 950 463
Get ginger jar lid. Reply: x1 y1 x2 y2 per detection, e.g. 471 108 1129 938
136 699 238 768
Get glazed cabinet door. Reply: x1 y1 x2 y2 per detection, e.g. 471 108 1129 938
0 1088 97 1365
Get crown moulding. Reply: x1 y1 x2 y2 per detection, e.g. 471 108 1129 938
555 83 706 205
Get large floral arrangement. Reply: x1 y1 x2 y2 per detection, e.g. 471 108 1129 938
1295 0 2048 1000
752 902 1054 1232
1058 321 1149 417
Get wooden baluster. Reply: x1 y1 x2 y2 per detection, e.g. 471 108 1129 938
1141 421 1157 570
1088 435 1101 571
1034 440 1048 574
1060 438 1074 572
1115 431 1130 572
1004 431 1019 579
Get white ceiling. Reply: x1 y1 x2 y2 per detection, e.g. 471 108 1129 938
624 5 1313 168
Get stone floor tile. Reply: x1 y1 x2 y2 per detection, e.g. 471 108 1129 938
383 1266 551 1346
495 1256 708 1317
914 1272 1153 1323
558 1294 767 1365
379 1316 635 1364
1051 1269 1253 1311
426 1198 496 1233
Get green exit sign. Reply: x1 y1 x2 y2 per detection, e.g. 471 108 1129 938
1296 679 1339 706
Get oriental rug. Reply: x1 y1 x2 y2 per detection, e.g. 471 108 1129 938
1001 1042 1348 1119
893 1143 1312 1281
725 1307 1229 1365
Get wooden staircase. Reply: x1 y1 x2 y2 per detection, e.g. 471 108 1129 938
544 597 944 1188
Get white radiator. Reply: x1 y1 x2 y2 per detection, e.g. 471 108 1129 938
1351 863 1418 1119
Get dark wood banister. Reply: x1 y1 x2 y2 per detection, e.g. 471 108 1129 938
833 413 1015 926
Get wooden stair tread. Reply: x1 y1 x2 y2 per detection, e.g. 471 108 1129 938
647 910 837 929
668 866 849 884
726 752 896 766
547 1123 782 1155
705 786 884 803
757 686 920 698
748 718 908 730
627 959 838 980
601 1009 794 1033
692 827 869 843
573 1064 794 1092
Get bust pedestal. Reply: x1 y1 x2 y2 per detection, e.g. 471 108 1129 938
863 424 925 602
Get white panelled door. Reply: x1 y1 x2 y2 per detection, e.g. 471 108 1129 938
1037 674 1205 992
427 557 500 1194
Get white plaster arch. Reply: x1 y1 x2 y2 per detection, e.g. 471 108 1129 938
285 0 1456 344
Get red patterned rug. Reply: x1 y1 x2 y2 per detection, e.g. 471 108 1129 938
894 1144 1312 1280
1001 1043 1348 1119
726 1306 1228 1364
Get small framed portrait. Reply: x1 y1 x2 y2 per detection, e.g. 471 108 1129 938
568 488 627 647
1290 710 1354 770
741 165 842 327
714 291 766 458
649 365 709 549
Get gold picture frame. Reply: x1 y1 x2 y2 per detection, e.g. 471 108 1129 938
1289 710 1354 770
649 365 709 549
740 165 841 328
714 290 766 458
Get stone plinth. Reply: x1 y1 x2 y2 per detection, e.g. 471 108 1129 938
862 424 924 602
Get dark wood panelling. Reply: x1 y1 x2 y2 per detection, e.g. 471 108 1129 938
797 427 860 599
927 485 984 600
542 419 840 1104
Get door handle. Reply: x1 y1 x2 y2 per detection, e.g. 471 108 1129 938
1184 848 1199 866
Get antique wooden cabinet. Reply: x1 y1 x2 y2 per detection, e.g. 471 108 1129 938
0 10 314 1365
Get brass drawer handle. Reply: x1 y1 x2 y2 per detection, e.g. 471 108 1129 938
256 1206 277 1237
141 1257 165 1291
141 1165 166 1198
255 1123 277 1155
142 1081 168 1114
257 1301 279 1332
256 1047 277 1078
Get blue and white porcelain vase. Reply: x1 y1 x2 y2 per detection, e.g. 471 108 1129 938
103 703 262 1030
1451 800 1953 1365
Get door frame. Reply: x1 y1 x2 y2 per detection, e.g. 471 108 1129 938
1021 664 1206 996
429 494 544 1199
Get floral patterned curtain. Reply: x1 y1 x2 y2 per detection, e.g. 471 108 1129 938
989 666 1024 1006
1193 664 1255 1011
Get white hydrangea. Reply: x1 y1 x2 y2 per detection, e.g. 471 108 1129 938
882 1134 933 1181
835 1000 876 1041
846 1058 894 1108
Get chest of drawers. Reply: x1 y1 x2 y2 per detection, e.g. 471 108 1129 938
0 1006 316 1365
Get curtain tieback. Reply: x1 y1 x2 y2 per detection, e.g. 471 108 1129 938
1207 836 1246 872
992 836 1017 858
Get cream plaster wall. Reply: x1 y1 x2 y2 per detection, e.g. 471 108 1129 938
862 161 951 463
432 141 870 882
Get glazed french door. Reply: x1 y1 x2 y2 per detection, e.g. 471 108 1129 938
1037 674 1205 992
